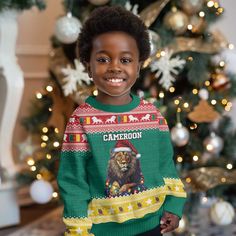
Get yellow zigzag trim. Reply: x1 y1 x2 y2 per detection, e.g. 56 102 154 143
63 217 92 226
164 178 187 198
88 181 186 224
63 217 94 236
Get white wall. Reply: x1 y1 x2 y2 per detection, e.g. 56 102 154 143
214 0 236 126
214 0 236 47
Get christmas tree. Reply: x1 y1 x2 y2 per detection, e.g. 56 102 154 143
18 0 236 234
0 0 46 11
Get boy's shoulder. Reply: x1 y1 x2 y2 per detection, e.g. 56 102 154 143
72 100 94 117
139 98 163 115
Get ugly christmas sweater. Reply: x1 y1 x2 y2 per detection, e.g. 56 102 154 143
57 94 187 236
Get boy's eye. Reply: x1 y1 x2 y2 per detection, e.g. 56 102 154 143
96 57 110 63
120 57 132 64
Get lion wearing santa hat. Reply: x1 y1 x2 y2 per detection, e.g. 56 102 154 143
105 140 146 197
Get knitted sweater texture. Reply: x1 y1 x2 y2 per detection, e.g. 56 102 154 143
57 94 187 236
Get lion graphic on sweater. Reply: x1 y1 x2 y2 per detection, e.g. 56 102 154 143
105 140 146 197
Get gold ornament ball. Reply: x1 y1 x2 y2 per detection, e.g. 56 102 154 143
164 10 188 35
174 215 188 234
181 0 204 15
88 0 110 5
189 15 206 34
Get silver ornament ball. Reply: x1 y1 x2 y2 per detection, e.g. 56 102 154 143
204 132 224 154
55 13 81 44
171 123 190 147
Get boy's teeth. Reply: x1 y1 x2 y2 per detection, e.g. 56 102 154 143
108 78 123 83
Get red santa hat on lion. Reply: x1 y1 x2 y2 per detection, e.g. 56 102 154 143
112 140 141 159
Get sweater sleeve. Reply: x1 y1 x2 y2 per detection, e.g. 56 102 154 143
158 115 187 219
57 114 94 236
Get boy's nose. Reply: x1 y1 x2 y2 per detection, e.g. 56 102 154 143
107 60 122 73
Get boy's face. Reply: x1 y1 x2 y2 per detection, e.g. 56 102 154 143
87 31 141 104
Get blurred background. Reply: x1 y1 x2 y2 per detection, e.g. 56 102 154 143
0 0 236 235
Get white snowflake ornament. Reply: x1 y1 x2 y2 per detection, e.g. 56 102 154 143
150 50 186 90
17 136 38 161
125 1 139 16
62 59 92 96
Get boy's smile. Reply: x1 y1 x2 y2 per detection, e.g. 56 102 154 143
87 31 141 105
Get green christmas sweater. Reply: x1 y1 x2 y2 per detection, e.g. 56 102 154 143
57 94 187 236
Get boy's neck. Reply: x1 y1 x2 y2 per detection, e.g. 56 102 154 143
95 93 132 106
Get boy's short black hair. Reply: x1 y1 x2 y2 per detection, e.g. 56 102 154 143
77 6 150 65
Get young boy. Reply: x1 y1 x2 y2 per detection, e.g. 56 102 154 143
58 6 187 236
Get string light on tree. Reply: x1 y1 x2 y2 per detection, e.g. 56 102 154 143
52 192 58 198
228 43 234 50
36 174 42 180
41 142 47 148
177 155 183 163
225 102 232 112
54 128 59 133
214 2 219 8
41 135 49 142
211 99 217 105
31 166 36 171
207 1 215 8
42 127 48 133
204 80 210 86
159 91 165 98
199 11 205 17
46 154 52 160
46 85 53 92
226 163 233 170
169 87 175 93
27 158 35 166
193 155 199 162
187 24 193 31
36 92 43 99
53 141 60 148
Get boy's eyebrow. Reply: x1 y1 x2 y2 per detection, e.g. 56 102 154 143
95 50 133 55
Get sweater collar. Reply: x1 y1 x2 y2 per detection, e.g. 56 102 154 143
85 94 140 113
